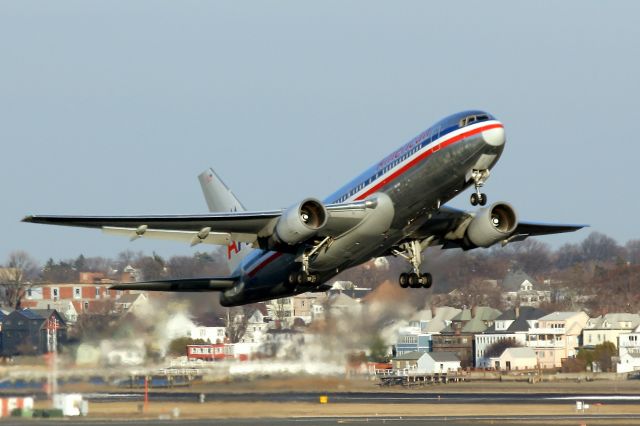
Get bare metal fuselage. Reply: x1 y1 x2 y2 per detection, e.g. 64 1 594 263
221 118 504 306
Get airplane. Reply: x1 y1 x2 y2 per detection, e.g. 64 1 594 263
23 110 585 306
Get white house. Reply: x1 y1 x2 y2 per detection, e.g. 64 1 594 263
583 313 640 349
616 327 640 373
423 352 461 374
491 347 537 371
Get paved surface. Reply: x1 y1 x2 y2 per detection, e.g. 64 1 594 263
80 391 640 405
3 415 640 426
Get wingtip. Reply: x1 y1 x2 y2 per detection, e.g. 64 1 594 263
22 215 34 223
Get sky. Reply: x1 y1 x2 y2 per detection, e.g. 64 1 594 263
1 1 639 264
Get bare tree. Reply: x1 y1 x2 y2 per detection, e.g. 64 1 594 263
225 305 253 343
0 251 39 309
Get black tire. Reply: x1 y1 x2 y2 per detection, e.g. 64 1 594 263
399 273 409 288
408 273 421 288
470 193 478 206
296 271 308 285
479 193 487 206
421 273 433 289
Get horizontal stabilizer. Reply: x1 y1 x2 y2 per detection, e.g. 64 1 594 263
110 277 237 292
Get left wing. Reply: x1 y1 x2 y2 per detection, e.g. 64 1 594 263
405 206 586 250
22 199 378 248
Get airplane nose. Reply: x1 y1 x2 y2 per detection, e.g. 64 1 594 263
482 125 505 147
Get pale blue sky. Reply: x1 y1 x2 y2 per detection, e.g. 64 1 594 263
1 1 638 263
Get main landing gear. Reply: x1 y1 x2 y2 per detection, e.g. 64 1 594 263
286 236 332 287
469 169 489 206
393 240 433 289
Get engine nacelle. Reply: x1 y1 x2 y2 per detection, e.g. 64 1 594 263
274 198 328 246
466 202 518 248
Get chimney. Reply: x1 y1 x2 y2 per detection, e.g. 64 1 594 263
471 306 477 319
515 305 520 318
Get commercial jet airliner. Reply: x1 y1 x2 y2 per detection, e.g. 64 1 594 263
23 111 585 306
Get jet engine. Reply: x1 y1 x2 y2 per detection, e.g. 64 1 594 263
273 198 328 245
466 202 518 248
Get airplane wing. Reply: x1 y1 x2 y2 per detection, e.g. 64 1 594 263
110 277 237 292
405 206 587 250
22 199 376 248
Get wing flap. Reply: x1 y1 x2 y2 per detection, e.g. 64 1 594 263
102 226 256 245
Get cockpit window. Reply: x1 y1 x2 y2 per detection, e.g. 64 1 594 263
459 114 490 128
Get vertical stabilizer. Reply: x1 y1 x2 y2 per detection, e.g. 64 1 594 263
198 168 252 274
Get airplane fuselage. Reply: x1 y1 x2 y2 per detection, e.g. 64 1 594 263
221 111 505 306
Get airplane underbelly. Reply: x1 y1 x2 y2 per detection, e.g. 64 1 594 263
310 193 395 271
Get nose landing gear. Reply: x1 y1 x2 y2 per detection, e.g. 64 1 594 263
393 240 434 290
469 169 490 206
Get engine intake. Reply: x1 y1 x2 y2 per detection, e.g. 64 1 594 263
274 198 328 246
466 202 518 248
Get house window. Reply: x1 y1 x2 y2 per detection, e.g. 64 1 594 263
74 287 82 299
95 287 101 298
52 288 59 301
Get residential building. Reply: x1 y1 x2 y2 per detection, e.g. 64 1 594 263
526 311 589 369
114 293 149 314
188 315 226 344
501 270 551 308
475 306 546 368
29 300 78 323
23 283 135 314
617 327 640 373
1 309 67 356
491 347 537 371
395 321 433 356
393 352 460 374
187 343 228 361
240 304 270 344
583 313 640 349
432 307 501 368
424 352 461 374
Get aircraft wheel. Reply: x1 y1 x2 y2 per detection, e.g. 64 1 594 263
399 273 409 288
296 271 308 285
421 273 433 289
479 193 487 206
470 193 479 206
408 273 421 288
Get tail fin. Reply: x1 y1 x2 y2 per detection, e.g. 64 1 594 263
198 168 253 274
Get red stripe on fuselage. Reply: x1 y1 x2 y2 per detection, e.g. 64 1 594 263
246 122 503 277
355 122 503 201
247 251 284 277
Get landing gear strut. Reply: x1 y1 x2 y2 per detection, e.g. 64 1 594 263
286 236 332 287
469 169 489 206
393 240 433 289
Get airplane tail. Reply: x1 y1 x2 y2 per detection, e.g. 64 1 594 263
198 168 253 274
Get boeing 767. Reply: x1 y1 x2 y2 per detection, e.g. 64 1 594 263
23 110 585 306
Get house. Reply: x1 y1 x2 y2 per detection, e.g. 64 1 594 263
292 293 323 324
114 293 149 314
188 314 226 344
491 347 537 371
501 270 551 308
395 321 433 356
616 327 640 373
583 313 640 349
392 351 430 371
475 306 546 368
424 352 461 374
240 304 270 343
23 282 135 314
1 309 67 356
432 307 501 368
526 311 589 369
29 300 78 323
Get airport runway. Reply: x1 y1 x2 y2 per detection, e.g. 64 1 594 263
81 390 640 405
4 414 640 426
